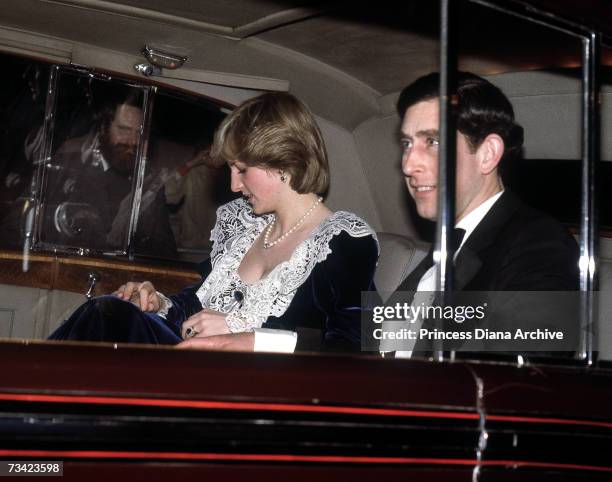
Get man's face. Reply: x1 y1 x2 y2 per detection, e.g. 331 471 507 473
101 104 142 176
400 99 492 222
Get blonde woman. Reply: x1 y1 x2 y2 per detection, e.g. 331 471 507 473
51 93 378 353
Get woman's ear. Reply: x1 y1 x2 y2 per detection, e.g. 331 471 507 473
478 133 504 175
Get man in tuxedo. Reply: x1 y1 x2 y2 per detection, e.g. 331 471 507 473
387 72 579 356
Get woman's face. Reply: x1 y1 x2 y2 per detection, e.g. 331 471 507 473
229 160 284 214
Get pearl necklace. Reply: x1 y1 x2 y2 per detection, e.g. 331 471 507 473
263 197 323 249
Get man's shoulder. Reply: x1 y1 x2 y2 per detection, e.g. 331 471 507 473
51 134 99 177
475 191 572 245
462 191 579 291
55 134 90 155
500 192 576 247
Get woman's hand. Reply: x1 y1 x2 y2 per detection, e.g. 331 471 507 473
113 281 161 312
177 332 255 351
181 309 231 339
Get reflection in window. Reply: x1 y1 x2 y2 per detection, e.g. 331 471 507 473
34 73 156 255
141 90 232 261
0 59 234 261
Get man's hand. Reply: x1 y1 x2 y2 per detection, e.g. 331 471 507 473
181 309 230 339
113 281 161 312
177 332 255 352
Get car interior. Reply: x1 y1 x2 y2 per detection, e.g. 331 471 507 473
0 0 610 361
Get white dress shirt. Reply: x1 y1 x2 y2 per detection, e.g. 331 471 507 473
395 190 504 358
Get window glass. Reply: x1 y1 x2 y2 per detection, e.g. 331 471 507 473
0 59 234 261
138 90 232 262
33 70 148 254
503 65 612 232
388 2 586 364
452 5 585 364
0 53 49 249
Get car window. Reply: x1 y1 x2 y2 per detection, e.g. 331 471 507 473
0 53 48 248
399 6 588 365
35 70 149 253
143 90 233 262
0 4 606 366
0 60 234 261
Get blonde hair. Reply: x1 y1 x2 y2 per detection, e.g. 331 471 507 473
209 92 329 195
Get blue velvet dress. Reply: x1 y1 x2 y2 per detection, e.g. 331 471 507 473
49 199 379 352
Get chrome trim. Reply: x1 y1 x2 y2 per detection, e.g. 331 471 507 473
470 0 595 38
441 0 604 366
31 64 60 251
142 45 186 70
85 271 100 299
578 31 600 365
31 65 150 256
433 0 458 362
134 62 160 77
126 86 156 260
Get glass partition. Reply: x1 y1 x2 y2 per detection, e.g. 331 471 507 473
34 70 149 254
0 62 232 261
0 1 606 363
0 53 49 249
356 0 593 364
141 90 232 262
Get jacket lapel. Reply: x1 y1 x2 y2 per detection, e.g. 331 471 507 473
453 190 522 290
397 191 522 292
395 248 433 292
396 191 524 354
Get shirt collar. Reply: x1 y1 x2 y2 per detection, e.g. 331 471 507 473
455 190 504 252
90 134 110 172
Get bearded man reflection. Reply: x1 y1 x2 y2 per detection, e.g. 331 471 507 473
45 94 176 257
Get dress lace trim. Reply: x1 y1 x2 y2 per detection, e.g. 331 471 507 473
196 198 377 331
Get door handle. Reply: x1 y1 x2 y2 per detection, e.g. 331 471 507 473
85 272 100 299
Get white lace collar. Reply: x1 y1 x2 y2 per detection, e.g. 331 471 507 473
195 198 377 330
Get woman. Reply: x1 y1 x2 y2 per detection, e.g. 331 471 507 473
50 92 378 353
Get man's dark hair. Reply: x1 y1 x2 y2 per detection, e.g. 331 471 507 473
397 72 524 163
99 89 143 131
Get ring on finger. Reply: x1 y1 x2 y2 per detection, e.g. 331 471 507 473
185 327 199 338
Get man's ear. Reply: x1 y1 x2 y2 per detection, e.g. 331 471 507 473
478 133 504 175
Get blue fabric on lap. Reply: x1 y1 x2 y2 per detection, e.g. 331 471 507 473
48 295 182 345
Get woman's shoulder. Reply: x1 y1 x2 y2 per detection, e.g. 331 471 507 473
276 210 377 293
318 211 378 243
215 197 256 223
209 198 269 259
213 198 271 232
307 211 379 263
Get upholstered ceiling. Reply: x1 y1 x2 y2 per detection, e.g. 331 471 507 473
2 0 609 98
102 0 292 27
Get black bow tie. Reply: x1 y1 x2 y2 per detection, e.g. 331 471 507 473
423 227 466 270
451 227 466 252
395 228 467 293
433 227 466 255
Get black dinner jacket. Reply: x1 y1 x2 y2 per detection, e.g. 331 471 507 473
394 190 580 355
396 190 579 293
